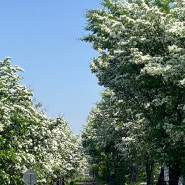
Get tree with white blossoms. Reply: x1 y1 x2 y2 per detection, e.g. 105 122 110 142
83 0 185 184
0 58 83 184
82 89 134 184
0 58 44 184
35 117 84 184
82 88 153 184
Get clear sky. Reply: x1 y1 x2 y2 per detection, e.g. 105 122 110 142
0 1 103 134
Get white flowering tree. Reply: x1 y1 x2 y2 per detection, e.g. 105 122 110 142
82 89 130 184
0 58 44 184
35 117 84 184
0 58 83 184
83 0 185 184
82 88 152 184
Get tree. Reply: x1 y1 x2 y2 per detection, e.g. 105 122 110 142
0 58 84 184
0 58 43 184
82 89 147 184
83 0 185 184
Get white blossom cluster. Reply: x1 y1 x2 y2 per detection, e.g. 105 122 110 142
83 0 185 177
0 58 85 184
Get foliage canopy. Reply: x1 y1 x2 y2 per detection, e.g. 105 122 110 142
82 0 185 184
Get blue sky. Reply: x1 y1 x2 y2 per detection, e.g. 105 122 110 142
0 1 103 134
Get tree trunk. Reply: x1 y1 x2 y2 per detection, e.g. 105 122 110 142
146 160 154 185
156 164 180 185
156 167 165 185
169 164 180 185
129 163 138 183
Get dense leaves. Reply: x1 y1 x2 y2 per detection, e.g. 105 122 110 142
82 0 185 184
0 58 84 184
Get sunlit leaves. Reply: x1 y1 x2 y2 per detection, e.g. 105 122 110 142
83 0 185 181
0 58 83 184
